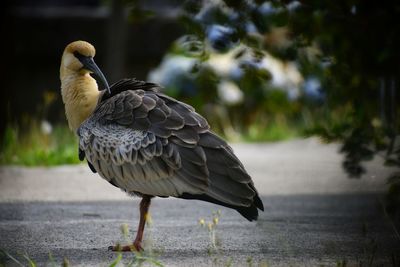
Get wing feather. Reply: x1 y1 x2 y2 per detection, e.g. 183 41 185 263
78 79 263 216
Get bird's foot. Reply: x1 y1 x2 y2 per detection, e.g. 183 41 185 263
108 241 143 252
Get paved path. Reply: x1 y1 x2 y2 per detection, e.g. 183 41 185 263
0 138 399 266
0 138 392 202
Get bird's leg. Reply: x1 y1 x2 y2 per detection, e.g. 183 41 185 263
109 195 152 252
132 195 152 251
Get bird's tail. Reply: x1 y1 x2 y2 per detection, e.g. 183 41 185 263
179 132 264 221
179 192 263 221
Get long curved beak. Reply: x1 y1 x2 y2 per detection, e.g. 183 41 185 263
79 56 111 94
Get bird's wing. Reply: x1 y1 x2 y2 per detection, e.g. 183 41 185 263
78 79 210 197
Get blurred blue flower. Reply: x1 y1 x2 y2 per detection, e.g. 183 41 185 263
206 24 237 51
148 55 198 96
245 22 259 34
303 77 325 101
258 2 279 16
286 1 301 12
194 0 239 24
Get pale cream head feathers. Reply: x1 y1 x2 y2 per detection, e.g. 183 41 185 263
61 41 96 73
60 40 101 132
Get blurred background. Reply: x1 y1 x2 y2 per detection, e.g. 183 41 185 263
1 0 399 215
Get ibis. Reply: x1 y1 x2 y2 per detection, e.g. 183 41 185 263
60 40 264 251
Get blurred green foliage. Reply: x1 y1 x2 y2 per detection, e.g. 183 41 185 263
0 122 79 166
283 1 400 224
168 0 400 175
150 0 400 223
1 89 79 166
286 1 400 176
150 17 310 140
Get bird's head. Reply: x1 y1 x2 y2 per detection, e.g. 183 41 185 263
61 40 110 94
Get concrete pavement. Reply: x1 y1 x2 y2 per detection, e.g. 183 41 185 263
0 138 399 266
0 138 392 202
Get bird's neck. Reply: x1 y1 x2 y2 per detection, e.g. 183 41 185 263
60 68 101 132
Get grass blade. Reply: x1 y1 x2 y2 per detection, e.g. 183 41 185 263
109 253 122 267
0 249 24 267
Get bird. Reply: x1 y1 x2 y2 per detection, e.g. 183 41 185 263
60 40 264 252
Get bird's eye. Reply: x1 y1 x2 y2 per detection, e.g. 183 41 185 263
73 51 86 61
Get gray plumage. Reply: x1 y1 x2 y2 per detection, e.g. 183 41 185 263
78 79 263 221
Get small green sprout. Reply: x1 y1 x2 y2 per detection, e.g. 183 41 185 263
198 209 222 252
121 223 130 239
145 213 153 226
108 253 122 267
48 252 57 267
116 215 164 267
213 217 219 225
22 253 37 267
62 257 70 267
246 256 253 267
225 257 233 267
207 222 213 232
199 218 205 226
